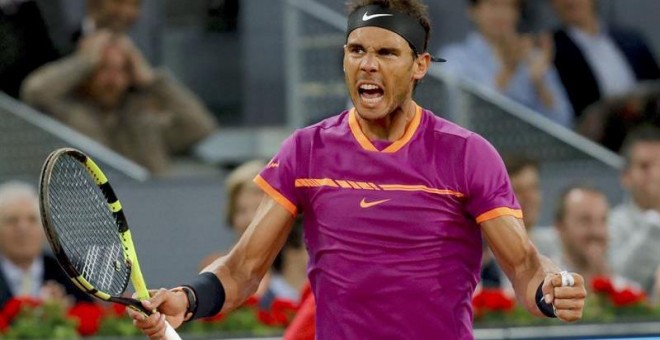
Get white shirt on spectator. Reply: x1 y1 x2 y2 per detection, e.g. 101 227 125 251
1 255 43 298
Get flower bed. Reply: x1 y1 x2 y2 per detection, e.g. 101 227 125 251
0 295 296 338
2 276 660 338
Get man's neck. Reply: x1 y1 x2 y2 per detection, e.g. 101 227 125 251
357 101 416 142
632 197 660 213
1 254 35 272
571 15 601 36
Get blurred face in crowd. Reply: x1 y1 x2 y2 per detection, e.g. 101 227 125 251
510 165 541 230
469 0 520 39
551 0 596 26
0 192 44 268
85 43 132 109
231 184 263 237
556 188 609 268
344 27 428 122
623 142 660 210
90 0 141 33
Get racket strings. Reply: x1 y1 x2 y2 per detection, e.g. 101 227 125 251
46 155 130 296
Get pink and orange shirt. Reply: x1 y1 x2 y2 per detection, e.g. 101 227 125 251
255 104 521 339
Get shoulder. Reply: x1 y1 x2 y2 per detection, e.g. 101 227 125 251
275 111 349 154
609 203 635 219
424 109 474 140
423 109 498 159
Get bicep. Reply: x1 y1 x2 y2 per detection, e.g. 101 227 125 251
234 194 296 268
204 194 296 309
205 194 295 277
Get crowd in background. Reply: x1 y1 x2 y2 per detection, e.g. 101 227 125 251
1 0 660 338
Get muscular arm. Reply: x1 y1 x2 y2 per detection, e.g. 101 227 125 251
481 215 560 317
203 195 295 313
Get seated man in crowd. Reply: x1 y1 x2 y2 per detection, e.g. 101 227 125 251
550 0 660 119
21 31 218 175
609 125 660 299
439 0 573 127
0 181 93 309
552 185 612 284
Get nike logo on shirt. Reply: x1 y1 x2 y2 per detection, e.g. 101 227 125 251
360 198 390 208
362 12 393 21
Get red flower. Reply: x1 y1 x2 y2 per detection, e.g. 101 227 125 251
244 295 259 307
258 309 278 326
591 276 615 294
0 314 8 333
473 288 515 312
106 303 127 317
68 302 104 336
611 289 646 307
201 312 224 323
0 297 41 322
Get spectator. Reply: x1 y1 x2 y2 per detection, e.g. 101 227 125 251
224 159 268 239
21 31 218 175
553 185 611 284
439 0 573 127
0 0 60 98
609 125 660 296
550 0 660 119
578 84 660 152
0 181 93 309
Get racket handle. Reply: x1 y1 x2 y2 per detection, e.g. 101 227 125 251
163 320 182 340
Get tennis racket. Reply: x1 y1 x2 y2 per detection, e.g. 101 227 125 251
38 148 180 339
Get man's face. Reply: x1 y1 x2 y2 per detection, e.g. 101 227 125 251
551 0 595 26
0 196 44 265
469 0 520 39
510 165 541 229
343 27 426 121
556 189 609 267
623 142 660 209
85 44 132 109
93 0 141 33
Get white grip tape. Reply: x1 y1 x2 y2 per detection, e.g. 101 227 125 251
164 320 181 340
559 270 575 287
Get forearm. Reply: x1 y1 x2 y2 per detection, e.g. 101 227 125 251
507 250 559 316
194 197 295 315
532 79 555 109
21 55 95 108
495 66 517 92
482 216 559 316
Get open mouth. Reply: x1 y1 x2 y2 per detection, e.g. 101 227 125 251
358 83 384 104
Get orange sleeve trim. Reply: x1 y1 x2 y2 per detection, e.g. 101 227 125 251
475 207 523 224
253 175 297 216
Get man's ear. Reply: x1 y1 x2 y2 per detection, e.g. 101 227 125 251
413 53 431 81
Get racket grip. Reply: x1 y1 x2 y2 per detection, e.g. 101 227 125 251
163 320 181 340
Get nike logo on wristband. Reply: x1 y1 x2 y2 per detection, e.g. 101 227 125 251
362 12 393 21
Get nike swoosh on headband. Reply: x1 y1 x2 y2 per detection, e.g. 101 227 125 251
362 12 393 21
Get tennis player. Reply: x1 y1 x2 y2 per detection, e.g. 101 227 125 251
129 0 586 338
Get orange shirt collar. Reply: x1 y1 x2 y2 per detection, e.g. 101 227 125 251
348 103 423 153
